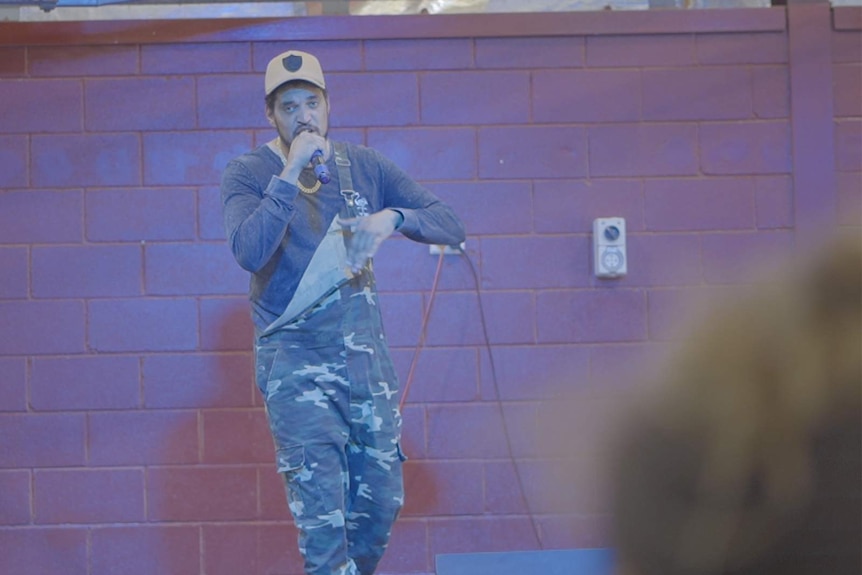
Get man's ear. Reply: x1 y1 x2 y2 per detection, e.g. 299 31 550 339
265 106 275 126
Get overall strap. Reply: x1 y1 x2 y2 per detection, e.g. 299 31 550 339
333 142 369 219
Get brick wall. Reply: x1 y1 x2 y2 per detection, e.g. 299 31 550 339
834 11 862 229
0 7 858 575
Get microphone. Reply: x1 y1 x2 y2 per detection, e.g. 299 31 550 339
311 149 330 184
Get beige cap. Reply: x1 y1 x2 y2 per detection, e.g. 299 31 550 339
264 50 326 96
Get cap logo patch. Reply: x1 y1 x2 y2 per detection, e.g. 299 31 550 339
283 54 303 72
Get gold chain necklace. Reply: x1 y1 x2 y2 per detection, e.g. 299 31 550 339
274 138 322 195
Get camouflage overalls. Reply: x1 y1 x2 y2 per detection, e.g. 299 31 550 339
254 144 405 575
222 138 464 574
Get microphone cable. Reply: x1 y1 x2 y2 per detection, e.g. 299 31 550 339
455 244 544 551
397 243 544 551
399 248 446 413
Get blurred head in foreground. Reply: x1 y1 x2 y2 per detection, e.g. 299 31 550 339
610 233 861 575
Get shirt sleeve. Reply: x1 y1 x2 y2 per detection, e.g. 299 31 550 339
374 150 466 247
221 158 302 273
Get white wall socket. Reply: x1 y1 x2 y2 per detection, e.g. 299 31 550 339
429 242 465 255
593 217 627 278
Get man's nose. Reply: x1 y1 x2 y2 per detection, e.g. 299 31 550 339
299 106 313 123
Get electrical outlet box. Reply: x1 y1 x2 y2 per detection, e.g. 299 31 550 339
593 217 627 278
429 242 465 255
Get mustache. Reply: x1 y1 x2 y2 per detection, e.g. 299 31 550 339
294 126 318 137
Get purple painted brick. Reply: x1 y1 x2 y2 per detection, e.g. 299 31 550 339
202 409 272 464
586 35 695 67
1 190 82 245
33 469 145 524
365 38 473 70
91 526 201 575
755 175 794 229
700 121 792 174
30 356 140 411
835 120 862 172
0 358 26 412
89 411 200 466
753 66 790 119
0 48 26 76
833 64 862 118
32 133 141 187
0 529 87 575
86 77 196 131
642 68 752 121
147 466 257 522
368 127 475 180
399 405 426 460
424 291 533 346
197 74 264 129
590 123 699 177
425 180 532 235
471 290 535 345
86 188 197 242
378 292 424 348
0 247 27 298
648 287 715 341
479 126 587 179
374 238 475 292
252 40 363 73
142 43 250 74
0 414 85 467
403 461 484 516
644 177 755 231
198 186 225 240
0 135 26 187
701 231 794 284
29 45 137 76
145 243 249 296
428 517 539 556
143 353 253 408
482 344 591 401
481 236 592 289
377 520 428 573
622 233 703 287
0 79 82 133
88 298 198 352
426 404 510 459
202 524 302 575
533 70 641 123
143 131 253 186
109 526 202 575
534 179 643 234
394 347 479 404
476 37 584 69
422 71 529 125
327 73 418 128
537 289 646 343
696 32 788 64
199 297 255 352
484 459 536 514
32 245 142 298
837 172 862 227
832 30 862 64
0 301 85 355
0 471 30 525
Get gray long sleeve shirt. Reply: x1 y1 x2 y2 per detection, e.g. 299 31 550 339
222 141 466 330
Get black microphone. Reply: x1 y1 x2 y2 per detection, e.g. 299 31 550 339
311 149 331 184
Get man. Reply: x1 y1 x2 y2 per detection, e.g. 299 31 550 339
221 50 465 575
